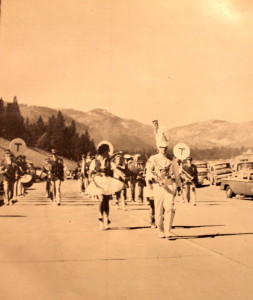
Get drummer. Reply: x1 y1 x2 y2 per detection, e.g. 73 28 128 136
0 151 20 205
14 155 28 199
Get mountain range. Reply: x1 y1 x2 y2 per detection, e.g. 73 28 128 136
19 104 253 151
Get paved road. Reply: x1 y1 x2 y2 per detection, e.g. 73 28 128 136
1 181 253 300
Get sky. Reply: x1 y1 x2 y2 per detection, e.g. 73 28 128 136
0 0 252 128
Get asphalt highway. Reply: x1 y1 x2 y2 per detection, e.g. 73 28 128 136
0 181 253 300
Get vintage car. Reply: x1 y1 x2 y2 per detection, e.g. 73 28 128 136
232 160 253 173
195 161 210 186
208 161 233 185
220 171 253 198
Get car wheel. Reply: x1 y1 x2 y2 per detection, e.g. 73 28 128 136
226 186 234 198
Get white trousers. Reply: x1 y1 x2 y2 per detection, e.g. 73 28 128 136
153 184 174 233
51 180 62 204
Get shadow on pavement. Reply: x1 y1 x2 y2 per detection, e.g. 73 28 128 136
0 215 27 217
174 225 225 229
110 226 151 230
167 232 253 240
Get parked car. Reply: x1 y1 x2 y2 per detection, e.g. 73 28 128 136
195 161 210 186
232 161 253 173
220 171 253 198
208 161 232 185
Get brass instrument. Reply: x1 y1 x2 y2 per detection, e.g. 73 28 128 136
181 169 194 183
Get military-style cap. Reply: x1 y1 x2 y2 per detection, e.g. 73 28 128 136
157 140 168 148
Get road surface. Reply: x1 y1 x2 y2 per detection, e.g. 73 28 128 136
0 180 253 300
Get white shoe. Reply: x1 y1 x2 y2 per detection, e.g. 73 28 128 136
158 231 165 238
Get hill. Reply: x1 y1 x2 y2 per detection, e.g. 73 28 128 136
20 105 156 152
19 104 253 150
166 120 253 149
0 137 77 170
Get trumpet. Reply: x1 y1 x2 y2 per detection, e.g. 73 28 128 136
181 169 194 182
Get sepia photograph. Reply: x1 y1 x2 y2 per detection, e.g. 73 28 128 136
0 1 253 299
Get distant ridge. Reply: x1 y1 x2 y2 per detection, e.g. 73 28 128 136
19 104 253 150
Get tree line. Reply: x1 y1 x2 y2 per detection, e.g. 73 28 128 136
0 97 96 161
0 96 248 161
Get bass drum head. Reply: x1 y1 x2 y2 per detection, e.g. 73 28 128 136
23 179 34 188
21 174 33 188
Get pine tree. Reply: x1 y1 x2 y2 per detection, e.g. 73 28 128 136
64 120 77 159
0 98 5 137
4 96 25 140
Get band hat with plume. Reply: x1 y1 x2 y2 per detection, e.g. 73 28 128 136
157 140 168 148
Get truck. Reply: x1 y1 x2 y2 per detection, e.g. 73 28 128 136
195 161 210 187
208 161 233 186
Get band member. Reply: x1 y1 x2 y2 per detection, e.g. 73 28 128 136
43 149 64 205
14 155 28 199
146 141 176 238
171 157 185 202
135 157 146 203
124 156 137 201
41 158 52 198
112 153 127 210
77 154 88 195
86 142 125 230
144 159 156 229
152 120 169 149
0 151 20 205
182 156 198 206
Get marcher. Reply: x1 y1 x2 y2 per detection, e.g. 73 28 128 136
144 159 156 229
14 155 28 199
135 157 146 203
0 151 20 205
182 156 198 205
112 153 127 210
171 157 185 202
86 142 125 230
46 149 64 205
76 154 88 195
152 120 169 149
41 158 52 198
124 155 137 202
146 141 176 238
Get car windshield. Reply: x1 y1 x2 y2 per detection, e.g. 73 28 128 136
237 162 253 171
196 164 208 168
214 163 230 170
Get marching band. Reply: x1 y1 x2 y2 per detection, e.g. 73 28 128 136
0 120 198 238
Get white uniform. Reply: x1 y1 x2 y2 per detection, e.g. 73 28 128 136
154 126 169 148
146 153 174 237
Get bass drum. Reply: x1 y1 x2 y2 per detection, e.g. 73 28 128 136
21 174 34 188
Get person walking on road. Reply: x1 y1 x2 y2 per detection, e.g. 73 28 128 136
112 153 127 211
86 142 125 230
49 149 64 206
146 141 176 238
144 159 156 229
0 151 20 205
182 156 198 206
